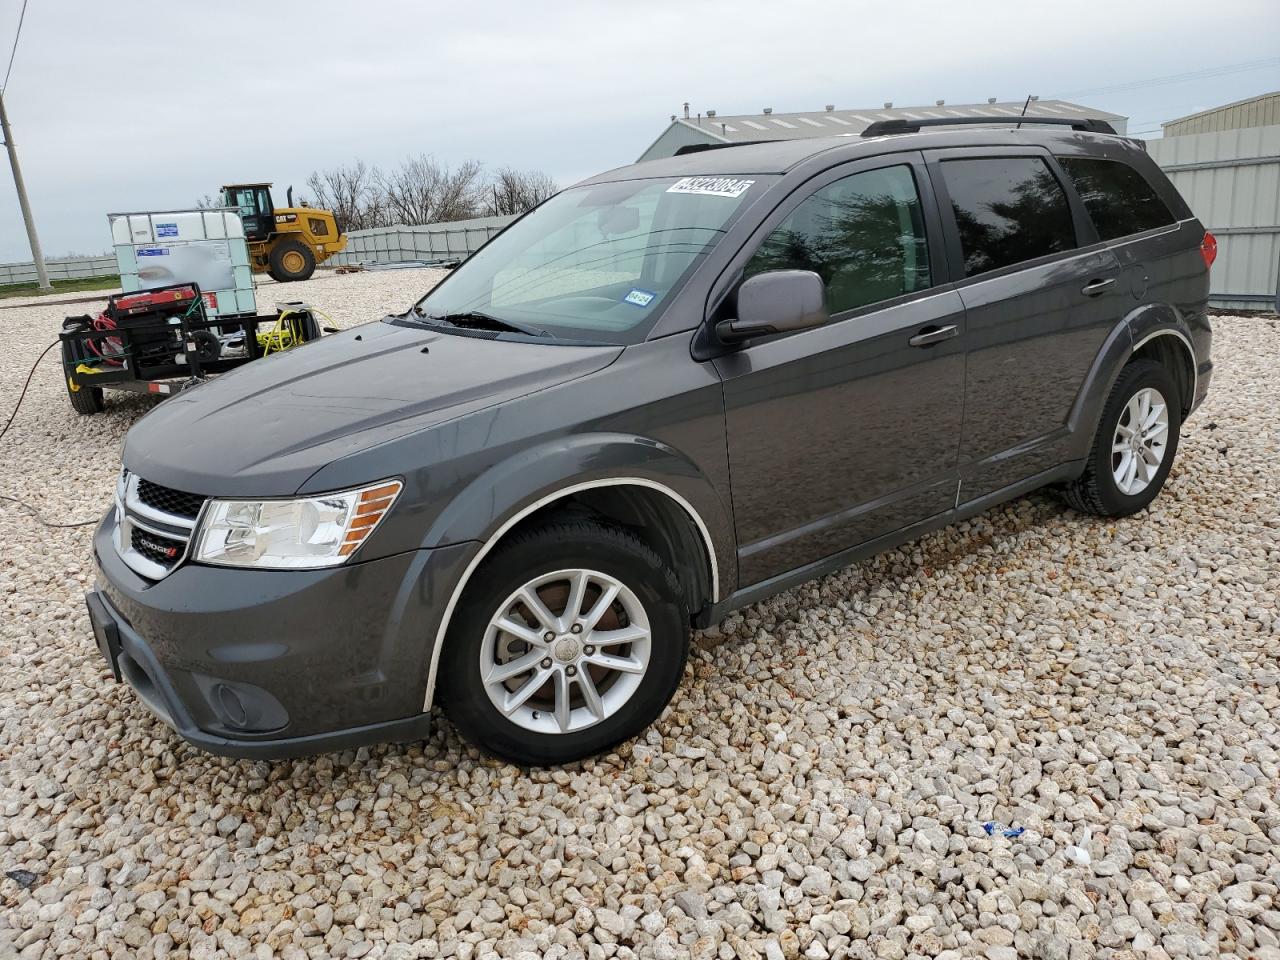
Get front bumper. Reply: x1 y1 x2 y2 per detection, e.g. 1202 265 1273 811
90 510 472 758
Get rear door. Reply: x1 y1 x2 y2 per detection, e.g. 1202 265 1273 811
927 148 1123 501
712 153 967 586
1054 153 1192 317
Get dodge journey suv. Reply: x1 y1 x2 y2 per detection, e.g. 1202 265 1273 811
87 116 1214 765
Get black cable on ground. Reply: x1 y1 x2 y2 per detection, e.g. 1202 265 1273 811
0 339 57 447
0 340 103 529
0 494 100 529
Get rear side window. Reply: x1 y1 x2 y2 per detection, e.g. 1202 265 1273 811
1057 157 1176 240
745 164 931 314
940 157 1076 277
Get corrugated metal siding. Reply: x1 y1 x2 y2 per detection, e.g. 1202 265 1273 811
637 123 722 163
1162 92 1280 137
1148 125 1280 312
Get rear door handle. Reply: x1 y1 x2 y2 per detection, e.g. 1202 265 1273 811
1081 277 1117 297
908 324 959 348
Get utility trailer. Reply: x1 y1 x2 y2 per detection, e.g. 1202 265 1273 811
59 282 321 415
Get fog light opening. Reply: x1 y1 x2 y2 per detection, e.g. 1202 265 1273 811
215 683 249 729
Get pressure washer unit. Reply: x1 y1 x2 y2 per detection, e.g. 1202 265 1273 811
59 282 322 415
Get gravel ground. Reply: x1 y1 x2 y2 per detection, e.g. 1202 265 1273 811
0 272 1277 960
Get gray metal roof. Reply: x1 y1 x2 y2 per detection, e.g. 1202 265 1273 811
1161 91 1280 137
672 100 1126 143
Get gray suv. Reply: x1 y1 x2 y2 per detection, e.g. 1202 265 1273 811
87 117 1215 765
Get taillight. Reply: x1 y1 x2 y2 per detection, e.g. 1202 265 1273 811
1200 231 1217 269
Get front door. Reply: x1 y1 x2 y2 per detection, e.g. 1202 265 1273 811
712 156 967 587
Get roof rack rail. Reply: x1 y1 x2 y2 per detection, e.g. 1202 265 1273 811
672 140 767 156
860 116 1117 137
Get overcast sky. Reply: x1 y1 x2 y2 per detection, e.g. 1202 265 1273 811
1 0 1278 262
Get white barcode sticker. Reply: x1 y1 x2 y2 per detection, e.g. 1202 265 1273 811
666 176 755 199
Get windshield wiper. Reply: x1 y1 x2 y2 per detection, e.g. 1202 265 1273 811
412 307 549 339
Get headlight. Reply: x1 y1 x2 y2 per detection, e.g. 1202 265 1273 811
193 480 402 569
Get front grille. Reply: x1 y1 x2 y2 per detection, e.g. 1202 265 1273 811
113 471 202 580
136 478 205 520
131 527 186 567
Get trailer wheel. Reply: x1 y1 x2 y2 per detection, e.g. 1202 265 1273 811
268 239 316 282
66 375 105 415
61 342 105 415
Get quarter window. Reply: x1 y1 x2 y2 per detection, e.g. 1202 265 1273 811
1057 157 1176 240
940 157 1076 277
745 165 931 314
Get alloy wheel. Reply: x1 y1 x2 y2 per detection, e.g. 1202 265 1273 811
479 569 652 735
1111 386 1169 496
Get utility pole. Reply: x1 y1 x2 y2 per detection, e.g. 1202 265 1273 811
0 89 51 291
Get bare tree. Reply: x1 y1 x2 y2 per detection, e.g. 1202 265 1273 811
194 193 219 210
305 160 387 231
483 167 558 217
376 155 484 226
303 157 557 230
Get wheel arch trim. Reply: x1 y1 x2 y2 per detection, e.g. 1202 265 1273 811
1130 328 1197 409
421 477 719 711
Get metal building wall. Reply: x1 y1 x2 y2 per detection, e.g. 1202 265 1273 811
1161 93 1280 137
1147 125 1280 312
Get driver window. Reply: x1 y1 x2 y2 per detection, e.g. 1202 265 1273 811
745 165 931 314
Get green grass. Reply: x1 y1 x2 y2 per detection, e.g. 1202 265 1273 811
0 275 121 300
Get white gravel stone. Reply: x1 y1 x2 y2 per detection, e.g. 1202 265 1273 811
0 281 1277 959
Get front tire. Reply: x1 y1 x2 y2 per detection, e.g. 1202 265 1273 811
1064 358 1181 517
439 520 689 766
267 238 316 282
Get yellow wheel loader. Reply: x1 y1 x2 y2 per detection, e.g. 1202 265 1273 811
219 183 347 282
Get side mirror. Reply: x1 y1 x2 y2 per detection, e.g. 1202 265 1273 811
716 270 828 343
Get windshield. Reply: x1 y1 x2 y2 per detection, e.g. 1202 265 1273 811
404 175 773 344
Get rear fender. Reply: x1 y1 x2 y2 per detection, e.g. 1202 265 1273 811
1066 303 1196 461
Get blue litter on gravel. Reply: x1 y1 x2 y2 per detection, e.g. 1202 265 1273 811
983 822 1026 838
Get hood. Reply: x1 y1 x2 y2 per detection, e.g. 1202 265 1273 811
123 321 621 496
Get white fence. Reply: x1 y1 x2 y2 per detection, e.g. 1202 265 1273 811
328 214 517 267
1147 125 1280 313
0 254 117 287
0 214 517 288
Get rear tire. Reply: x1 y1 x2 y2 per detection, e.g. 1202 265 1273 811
1064 359 1181 517
439 520 689 766
267 238 316 282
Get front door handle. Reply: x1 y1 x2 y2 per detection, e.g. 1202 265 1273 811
1081 277 1117 297
908 324 959 348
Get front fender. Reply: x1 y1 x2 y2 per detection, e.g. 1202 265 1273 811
414 432 733 711
423 431 733 599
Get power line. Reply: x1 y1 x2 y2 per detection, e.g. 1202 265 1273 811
1051 57 1280 100
2 0 30 94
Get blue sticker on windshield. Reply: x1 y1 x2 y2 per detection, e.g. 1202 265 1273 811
623 288 656 308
